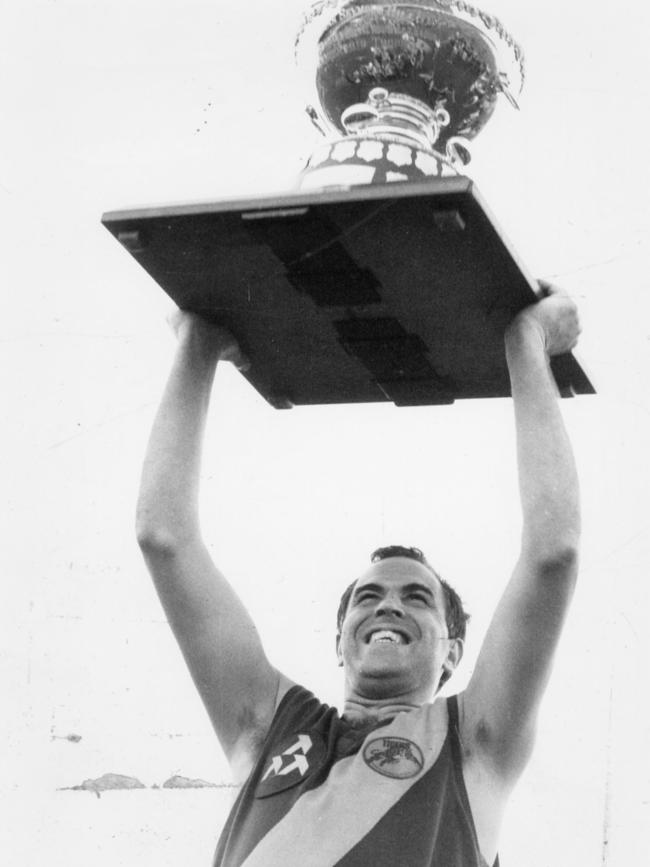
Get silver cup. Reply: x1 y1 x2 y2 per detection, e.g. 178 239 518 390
295 0 523 189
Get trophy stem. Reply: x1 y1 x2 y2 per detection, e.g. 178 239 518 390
341 87 450 151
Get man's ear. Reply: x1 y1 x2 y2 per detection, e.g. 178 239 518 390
443 638 464 678
336 632 343 668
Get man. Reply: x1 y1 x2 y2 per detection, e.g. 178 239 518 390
136 282 581 866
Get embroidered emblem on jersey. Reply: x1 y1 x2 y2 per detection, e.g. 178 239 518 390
363 735 424 779
256 732 325 798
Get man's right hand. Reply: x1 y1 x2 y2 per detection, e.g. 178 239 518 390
167 308 250 370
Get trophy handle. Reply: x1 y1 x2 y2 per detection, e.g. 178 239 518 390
306 105 328 137
341 102 383 134
445 136 473 168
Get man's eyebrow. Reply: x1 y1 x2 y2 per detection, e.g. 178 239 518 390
352 581 436 600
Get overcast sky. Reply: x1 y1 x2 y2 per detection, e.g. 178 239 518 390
2 1 649 865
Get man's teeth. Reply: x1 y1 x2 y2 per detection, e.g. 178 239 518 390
370 630 405 645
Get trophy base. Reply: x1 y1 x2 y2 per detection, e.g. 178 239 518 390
299 134 458 190
102 178 595 408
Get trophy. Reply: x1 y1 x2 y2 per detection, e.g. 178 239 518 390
294 0 523 189
101 1 594 406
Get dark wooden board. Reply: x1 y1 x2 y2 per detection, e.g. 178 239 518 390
102 178 595 407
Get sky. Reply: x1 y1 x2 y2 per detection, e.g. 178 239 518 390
2 1 650 865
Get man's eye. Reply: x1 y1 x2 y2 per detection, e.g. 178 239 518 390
408 593 428 603
357 592 377 602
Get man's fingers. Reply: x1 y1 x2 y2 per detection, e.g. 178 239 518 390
166 307 186 334
232 350 251 372
538 280 565 298
221 343 251 371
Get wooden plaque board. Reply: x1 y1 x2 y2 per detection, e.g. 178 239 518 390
102 178 595 407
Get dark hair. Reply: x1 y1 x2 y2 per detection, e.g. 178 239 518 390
336 546 470 686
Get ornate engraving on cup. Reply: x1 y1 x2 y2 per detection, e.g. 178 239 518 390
295 0 523 188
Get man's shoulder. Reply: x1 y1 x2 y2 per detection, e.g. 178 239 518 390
231 681 334 782
273 680 334 724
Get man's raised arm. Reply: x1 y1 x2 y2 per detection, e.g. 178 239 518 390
461 283 581 785
136 311 293 778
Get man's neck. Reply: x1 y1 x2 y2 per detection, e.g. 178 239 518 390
342 695 429 726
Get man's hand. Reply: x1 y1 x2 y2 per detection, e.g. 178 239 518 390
507 281 581 357
167 308 250 370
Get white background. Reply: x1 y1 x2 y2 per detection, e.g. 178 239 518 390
2 0 649 864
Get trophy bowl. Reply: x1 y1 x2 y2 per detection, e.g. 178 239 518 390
295 0 524 186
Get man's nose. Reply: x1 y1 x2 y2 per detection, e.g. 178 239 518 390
374 594 405 617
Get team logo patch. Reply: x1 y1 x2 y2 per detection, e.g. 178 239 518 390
363 736 424 779
256 731 325 798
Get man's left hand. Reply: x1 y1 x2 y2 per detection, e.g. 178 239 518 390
508 281 581 357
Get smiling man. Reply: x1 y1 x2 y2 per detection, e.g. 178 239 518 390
337 549 466 709
136 283 581 866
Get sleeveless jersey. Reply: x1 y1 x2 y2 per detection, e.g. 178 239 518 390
214 685 496 867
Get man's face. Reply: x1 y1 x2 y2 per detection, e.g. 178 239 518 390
336 558 462 702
